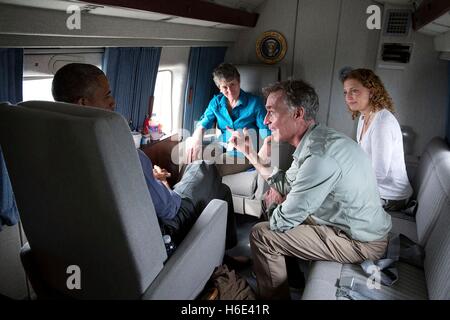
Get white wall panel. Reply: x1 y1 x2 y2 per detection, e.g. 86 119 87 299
327 0 381 138
375 33 448 156
225 0 298 77
293 0 342 125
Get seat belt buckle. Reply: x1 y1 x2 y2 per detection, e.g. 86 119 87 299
338 276 355 289
335 276 355 299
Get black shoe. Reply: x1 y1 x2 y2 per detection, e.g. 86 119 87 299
223 254 252 271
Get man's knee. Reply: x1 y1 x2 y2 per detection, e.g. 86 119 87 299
250 222 270 246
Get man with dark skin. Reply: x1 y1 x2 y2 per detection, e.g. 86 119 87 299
51 63 238 250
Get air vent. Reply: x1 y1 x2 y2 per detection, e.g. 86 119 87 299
381 43 412 63
384 9 412 36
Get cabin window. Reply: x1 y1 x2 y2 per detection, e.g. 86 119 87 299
23 78 54 101
153 70 173 134
22 49 103 102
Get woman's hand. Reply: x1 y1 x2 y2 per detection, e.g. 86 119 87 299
185 137 202 163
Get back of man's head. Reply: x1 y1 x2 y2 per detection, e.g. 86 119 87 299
52 63 105 104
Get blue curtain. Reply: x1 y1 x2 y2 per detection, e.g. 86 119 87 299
183 47 227 134
0 48 23 230
103 47 162 131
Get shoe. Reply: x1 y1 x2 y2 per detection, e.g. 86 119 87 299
200 287 219 300
223 254 252 271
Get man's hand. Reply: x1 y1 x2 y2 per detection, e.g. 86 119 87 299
258 135 272 166
153 165 171 182
226 127 274 181
226 126 257 161
264 187 285 208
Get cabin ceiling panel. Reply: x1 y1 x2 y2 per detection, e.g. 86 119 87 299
0 0 260 28
378 0 416 5
207 0 265 11
421 10 450 35
167 17 220 27
0 0 173 21
82 0 259 27
0 34 234 48
414 0 450 34
0 3 238 47
213 23 248 30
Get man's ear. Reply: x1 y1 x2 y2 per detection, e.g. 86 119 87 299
78 97 92 107
293 107 305 119
76 97 86 106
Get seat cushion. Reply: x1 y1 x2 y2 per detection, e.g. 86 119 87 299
339 263 428 300
301 261 342 300
222 170 258 198
302 260 428 300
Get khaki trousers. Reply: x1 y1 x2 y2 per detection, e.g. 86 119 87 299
249 218 388 300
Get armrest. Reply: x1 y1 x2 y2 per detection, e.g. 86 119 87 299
142 199 227 300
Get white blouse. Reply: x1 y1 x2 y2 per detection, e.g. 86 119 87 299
357 109 413 200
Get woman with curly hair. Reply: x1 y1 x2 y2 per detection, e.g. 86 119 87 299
341 68 412 211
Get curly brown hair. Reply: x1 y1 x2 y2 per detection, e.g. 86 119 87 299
341 68 394 120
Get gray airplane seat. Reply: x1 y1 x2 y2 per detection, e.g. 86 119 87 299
0 101 227 299
301 137 450 300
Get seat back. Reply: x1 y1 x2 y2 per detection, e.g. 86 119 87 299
413 137 450 199
414 138 450 245
423 160 450 299
0 101 167 299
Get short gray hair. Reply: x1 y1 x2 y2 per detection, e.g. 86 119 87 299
262 80 319 121
212 63 240 87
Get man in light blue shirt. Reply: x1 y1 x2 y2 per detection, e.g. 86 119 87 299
186 63 270 176
227 80 392 299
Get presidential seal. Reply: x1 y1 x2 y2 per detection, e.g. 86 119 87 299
256 31 287 64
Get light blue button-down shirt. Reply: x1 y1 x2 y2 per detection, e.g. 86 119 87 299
267 124 392 242
198 89 270 144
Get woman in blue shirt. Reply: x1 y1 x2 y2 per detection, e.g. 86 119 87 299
186 63 270 176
